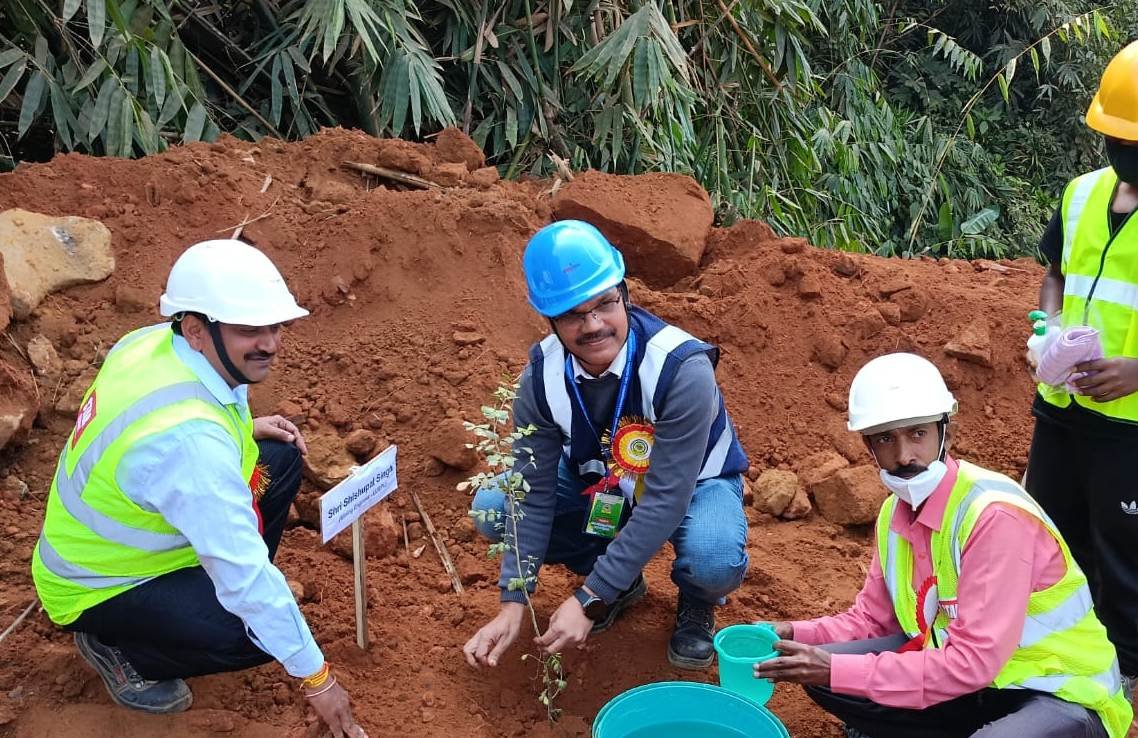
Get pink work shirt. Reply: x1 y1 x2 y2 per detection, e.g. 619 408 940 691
791 455 1067 709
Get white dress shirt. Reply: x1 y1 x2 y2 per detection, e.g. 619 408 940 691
113 333 323 677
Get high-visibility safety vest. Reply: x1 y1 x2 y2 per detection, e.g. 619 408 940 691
1039 166 1138 421
31 324 259 625
528 306 748 501
874 460 1133 738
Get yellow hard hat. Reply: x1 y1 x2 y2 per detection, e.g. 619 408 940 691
1087 40 1138 141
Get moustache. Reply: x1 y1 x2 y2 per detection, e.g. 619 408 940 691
890 463 928 478
245 352 275 362
576 329 615 346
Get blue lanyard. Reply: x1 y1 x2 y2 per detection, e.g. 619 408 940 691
564 330 636 462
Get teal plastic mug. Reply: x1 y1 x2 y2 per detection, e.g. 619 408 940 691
713 623 780 704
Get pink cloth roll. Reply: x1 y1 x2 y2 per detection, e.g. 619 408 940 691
1036 326 1103 392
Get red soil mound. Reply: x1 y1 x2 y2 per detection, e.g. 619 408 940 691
0 128 1066 738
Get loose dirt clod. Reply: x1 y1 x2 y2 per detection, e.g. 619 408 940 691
752 470 801 517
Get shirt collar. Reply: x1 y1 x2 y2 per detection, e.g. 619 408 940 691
890 454 960 536
570 339 629 380
171 333 248 408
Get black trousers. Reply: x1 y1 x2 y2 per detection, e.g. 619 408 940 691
1025 414 1138 676
67 440 302 681
804 636 1108 738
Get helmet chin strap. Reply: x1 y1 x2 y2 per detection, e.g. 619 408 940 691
206 319 254 386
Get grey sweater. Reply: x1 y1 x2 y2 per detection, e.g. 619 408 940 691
498 349 722 604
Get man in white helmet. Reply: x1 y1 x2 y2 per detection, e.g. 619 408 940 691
752 353 1130 738
31 240 366 738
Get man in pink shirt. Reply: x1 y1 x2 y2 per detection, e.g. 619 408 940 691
755 353 1132 738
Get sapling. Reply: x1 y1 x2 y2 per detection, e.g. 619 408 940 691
459 381 567 721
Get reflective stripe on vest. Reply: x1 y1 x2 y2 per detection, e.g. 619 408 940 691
539 324 695 429
536 326 736 482
635 325 697 410
875 462 1132 738
1063 273 1138 312
882 474 1100 652
1061 173 1100 271
35 533 140 589
1019 663 1123 700
33 325 257 625
1041 167 1138 422
945 482 1096 650
103 322 168 360
45 381 213 555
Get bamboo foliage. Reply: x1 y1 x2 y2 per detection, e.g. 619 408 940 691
0 0 1130 258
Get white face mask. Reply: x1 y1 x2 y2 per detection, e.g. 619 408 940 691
880 460 948 509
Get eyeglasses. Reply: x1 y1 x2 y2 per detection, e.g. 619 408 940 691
553 296 623 329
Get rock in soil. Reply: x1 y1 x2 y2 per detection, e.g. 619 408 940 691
329 507 401 560
428 417 480 471
434 127 486 171
877 301 902 325
54 367 97 415
834 253 860 277
810 465 888 526
0 208 114 319
113 283 150 312
890 287 928 322
782 490 813 520
344 429 379 460
944 317 993 367
552 170 713 288
452 331 486 346
812 334 848 371
796 450 850 488
303 430 359 488
26 335 62 376
752 470 801 517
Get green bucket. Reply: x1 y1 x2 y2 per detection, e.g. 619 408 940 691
713 623 780 704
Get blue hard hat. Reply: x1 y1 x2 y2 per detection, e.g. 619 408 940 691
523 220 626 317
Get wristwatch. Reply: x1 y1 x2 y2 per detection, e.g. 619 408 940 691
573 587 608 621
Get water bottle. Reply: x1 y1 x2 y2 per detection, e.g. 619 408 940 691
1026 310 1052 366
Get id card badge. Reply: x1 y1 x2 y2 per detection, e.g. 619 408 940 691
584 492 625 539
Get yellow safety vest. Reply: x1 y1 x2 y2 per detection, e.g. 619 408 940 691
1039 166 1138 421
31 324 258 625
875 461 1133 738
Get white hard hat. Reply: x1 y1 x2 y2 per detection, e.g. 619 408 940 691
159 240 309 326
847 353 957 434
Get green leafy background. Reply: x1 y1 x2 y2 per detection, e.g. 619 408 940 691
1 0 1136 259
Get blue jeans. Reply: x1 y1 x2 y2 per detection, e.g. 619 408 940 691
471 461 749 605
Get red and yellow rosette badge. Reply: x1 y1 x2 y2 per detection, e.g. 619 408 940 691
605 417 655 500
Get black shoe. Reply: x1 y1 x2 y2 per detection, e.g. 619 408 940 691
667 594 716 669
591 574 648 634
74 633 192 714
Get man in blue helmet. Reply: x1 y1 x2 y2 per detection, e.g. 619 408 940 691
461 220 750 669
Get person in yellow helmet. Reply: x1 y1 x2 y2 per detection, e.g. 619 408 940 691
1024 40 1138 698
